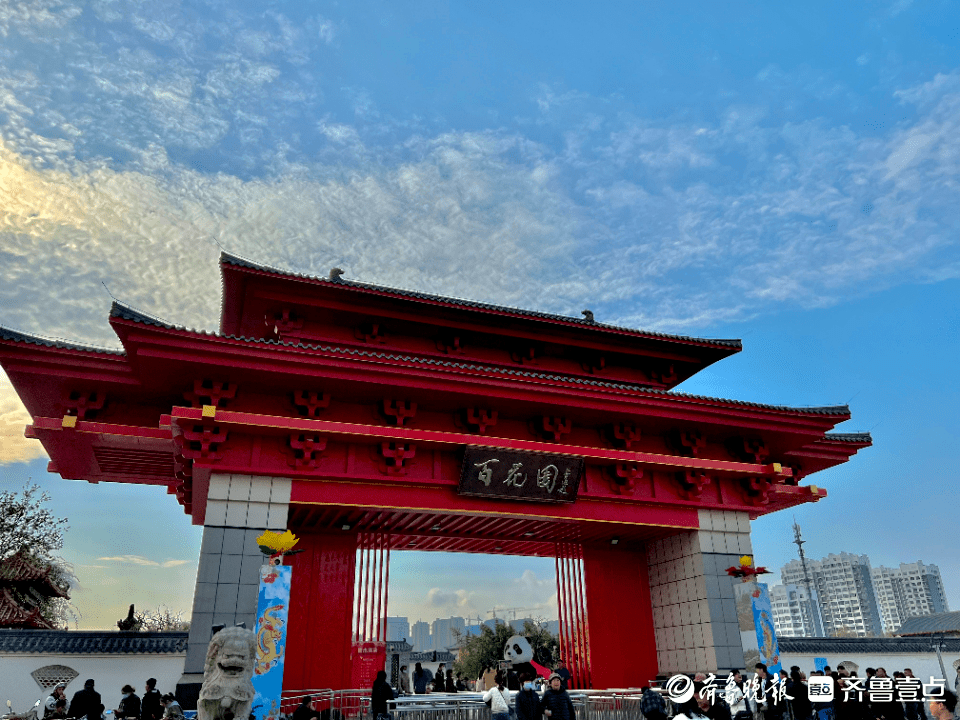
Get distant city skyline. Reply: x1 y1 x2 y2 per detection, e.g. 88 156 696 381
773 552 948 638
386 613 560 651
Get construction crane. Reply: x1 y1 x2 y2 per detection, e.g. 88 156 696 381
487 607 544 621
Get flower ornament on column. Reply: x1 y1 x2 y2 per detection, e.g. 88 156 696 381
256 530 303 583
725 555 770 582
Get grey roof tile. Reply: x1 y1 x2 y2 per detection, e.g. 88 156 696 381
822 432 872 443
0 326 125 356
780 636 960 654
0 629 188 654
220 252 742 350
111 301 850 418
894 611 960 636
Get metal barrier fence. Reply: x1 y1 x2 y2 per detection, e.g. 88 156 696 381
280 689 673 720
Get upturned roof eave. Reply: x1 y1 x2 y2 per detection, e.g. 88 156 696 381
109 302 852 423
218 251 743 355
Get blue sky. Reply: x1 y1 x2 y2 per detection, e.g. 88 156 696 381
0 0 958 629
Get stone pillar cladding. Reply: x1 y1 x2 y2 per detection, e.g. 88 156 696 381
647 509 753 675
176 474 291 707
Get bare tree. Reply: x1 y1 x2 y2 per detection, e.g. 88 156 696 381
135 606 191 632
0 483 68 560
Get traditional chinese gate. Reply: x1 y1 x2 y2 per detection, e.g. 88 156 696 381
0 252 870 701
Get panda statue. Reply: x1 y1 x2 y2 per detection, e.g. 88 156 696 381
503 635 539 690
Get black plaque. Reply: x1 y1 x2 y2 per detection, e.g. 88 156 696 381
458 446 583 504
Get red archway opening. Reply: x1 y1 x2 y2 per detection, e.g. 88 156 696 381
282 505 665 693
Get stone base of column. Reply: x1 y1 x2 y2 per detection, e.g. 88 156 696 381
648 509 753 675
178 474 291 709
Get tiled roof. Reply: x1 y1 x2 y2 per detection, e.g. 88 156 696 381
110 301 850 418
0 326 125 356
221 252 742 350
894 611 960 637
0 590 58 630
779 636 960 654
822 433 872 443
408 650 456 662
0 629 189 654
0 553 69 598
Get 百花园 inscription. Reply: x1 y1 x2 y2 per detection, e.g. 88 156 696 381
458 447 583 503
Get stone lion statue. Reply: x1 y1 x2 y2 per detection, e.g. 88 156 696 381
198 626 258 720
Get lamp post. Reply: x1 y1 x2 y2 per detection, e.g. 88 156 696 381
932 632 948 680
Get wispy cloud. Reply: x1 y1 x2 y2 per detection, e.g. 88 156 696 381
0 4 959 471
0 370 46 465
98 555 189 568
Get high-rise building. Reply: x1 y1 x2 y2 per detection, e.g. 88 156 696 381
431 616 466 650
781 553 883 637
871 562 949 633
411 620 431 651
386 616 410 642
770 584 824 637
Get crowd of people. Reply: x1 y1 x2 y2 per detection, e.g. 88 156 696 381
660 662 959 720
41 679 184 720
361 668 576 720
393 659 574 695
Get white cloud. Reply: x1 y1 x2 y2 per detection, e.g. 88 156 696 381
0 369 47 465
316 18 336 45
426 588 473 609
98 555 189 568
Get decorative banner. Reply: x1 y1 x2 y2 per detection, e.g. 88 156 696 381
459 447 584 504
750 582 783 677
252 564 292 720
351 641 387 689
814 657 829 672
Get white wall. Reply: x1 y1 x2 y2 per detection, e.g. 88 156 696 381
0 653 186 714
779 650 955 685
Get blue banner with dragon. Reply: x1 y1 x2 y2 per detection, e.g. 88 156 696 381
252 563 292 720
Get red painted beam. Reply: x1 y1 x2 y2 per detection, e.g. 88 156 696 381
289 477 702 529
168 407 793 478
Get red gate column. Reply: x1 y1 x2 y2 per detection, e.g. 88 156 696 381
581 543 656 688
285 530 358 692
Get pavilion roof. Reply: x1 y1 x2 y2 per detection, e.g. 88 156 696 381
107 301 851 418
0 589 58 630
0 553 69 599
220 251 742 350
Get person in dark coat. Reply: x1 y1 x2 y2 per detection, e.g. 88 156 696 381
787 667 812 720
371 670 395 720
540 674 575 720
515 673 542 720
413 663 430 695
293 696 317 720
444 670 457 693
68 679 102 720
116 685 141 719
140 680 162 720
